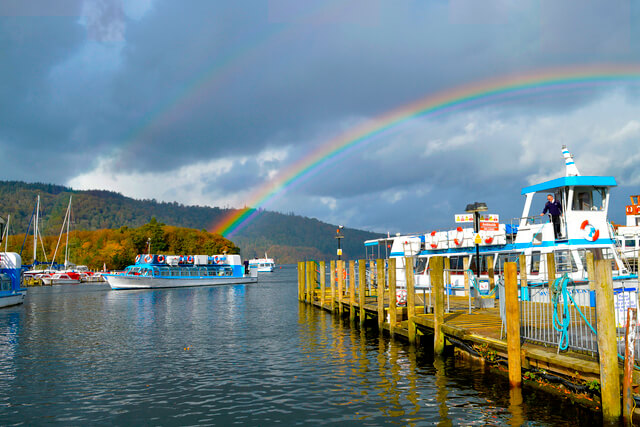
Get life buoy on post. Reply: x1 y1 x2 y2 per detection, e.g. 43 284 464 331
580 220 600 241
454 227 464 246
430 231 438 249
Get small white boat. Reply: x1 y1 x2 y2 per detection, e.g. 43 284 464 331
41 272 81 286
104 253 258 290
0 252 25 308
249 255 276 272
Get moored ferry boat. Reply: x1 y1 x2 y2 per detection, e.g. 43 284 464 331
0 252 26 308
365 147 636 305
249 254 275 272
104 253 258 290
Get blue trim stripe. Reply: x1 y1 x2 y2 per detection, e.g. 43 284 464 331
364 241 379 247
521 175 617 194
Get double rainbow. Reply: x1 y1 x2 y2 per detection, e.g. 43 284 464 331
211 65 640 237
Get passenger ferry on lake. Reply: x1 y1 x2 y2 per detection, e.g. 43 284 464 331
365 147 636 304
0 252 25 308
104 254 258 290
249 254 275 273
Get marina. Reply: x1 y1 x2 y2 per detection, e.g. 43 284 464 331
0 267 600 425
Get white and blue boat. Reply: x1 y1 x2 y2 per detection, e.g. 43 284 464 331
104 253 258 290
365 146 636 304
0 252 26 308
249 254 276 273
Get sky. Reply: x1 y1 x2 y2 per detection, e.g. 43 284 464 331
2 0 640 235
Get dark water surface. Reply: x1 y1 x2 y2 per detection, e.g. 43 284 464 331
0 265 601 425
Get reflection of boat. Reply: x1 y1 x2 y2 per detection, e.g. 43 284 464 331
249 254 275 272
40 272 81 285
365 146 635 304
0 252 25 308
104 254 258 290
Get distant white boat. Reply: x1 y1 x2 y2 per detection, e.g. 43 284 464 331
249 254 275 272
40 272 81 286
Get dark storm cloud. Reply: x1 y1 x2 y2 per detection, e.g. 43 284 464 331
3 0 640 232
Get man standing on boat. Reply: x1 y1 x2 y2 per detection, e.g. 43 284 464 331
541 194 562 239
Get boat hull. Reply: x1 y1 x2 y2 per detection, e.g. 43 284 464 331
104 274 258 290
0 292 25 308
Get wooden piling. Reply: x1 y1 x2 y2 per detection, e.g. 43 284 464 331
519 254 527 301
504 261 521 388
463 256 470 295
487 256 495 293
431 256 445 355
297 261 304 301
546 252 556 284
319 261 326 309
444 256 451 297
406 257 416 344
594 258 621 422
377 259 385 329
330 260 336 312
388 258 397 330
349 260 356 322
337 260 344 314
586 251 595 291
623 308 636 425
358 259 366 325
305 261 312 303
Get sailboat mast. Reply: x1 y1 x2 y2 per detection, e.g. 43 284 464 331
34 195 40 263
65 196 71 268
4 214 10 252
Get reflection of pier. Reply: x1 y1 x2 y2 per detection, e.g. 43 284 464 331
298 256 640 423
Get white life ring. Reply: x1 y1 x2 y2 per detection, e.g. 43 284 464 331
430 231 438 249
157 255 165 263
396 289 407 306
144 254 153 263
187 255 194 263
454 227 464 246
135 255 141 263
580 220 599 242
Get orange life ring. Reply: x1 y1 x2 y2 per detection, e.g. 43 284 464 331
484 237 494 244
144 254 153 263
454 227 464 246
187 255 194 263
580 220 599 241
157 255 165 263
135 255 141 263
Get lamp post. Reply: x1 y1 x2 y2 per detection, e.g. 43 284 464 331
147 237 152 255
465 202 488 277
336 226 344 260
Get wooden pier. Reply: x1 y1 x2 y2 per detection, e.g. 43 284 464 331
298 256 640 424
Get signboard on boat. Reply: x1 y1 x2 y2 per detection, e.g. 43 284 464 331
480 221 499 231
625 205 640 215
455 214 499 223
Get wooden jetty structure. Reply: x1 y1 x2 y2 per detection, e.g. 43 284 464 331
298 255 640 424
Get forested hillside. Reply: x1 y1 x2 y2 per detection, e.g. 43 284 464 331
0 181 383 263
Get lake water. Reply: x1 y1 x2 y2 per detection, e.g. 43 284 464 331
0 265 601 425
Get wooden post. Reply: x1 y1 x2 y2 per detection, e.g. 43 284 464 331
349 260 356 322
519 254 528 301
586 251 596 291
377 259 385 329
505 261 521 388
623 308 636 425
388 258 397 330
304 261 312 303
319 261 326 309
358 259 366 325
444 256 451 300
337 260 344 314
546 252 556 284
431 256 445 355
487 256 495 293
594 258 621 423
330 260 336 312
463 256 470 296
406 256 416 344
297 261 304 301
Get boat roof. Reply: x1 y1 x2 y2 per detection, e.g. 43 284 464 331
521 175 617 195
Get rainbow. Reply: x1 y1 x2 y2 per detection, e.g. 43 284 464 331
211 65 640 237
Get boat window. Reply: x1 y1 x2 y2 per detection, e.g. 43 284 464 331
530 251 541 275
625 240 636 247
0 274 10 291
448 256 463 271
189 268 198 277
495 253 520 274
160 268 170 277
554 250 578 273
571 187 606 211
415 258 428 274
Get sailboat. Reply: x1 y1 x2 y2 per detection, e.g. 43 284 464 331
42 196 82 285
